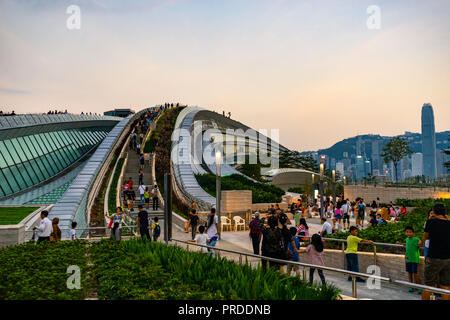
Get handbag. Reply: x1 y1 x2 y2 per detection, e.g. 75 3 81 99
108 217 114 229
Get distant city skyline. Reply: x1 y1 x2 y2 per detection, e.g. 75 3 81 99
1 0 450 150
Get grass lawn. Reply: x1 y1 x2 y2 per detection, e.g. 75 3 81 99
0 206 40 225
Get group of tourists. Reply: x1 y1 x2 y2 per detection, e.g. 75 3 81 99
187 207 219 255
247 197 450 298
33 210 78 243
0 110 16 116
248 210 326 285
123 177 159 212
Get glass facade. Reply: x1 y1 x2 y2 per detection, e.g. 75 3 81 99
0 128 109 198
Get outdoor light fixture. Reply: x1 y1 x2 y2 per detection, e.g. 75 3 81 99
216 150 222 174
312 173 315 183
332 169 336 183
320 163 324 179
215 150 222 240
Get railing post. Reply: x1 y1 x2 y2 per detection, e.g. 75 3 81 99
373 244 377 266
239 254 242 265
342 242 346 269
352 276 357 298
303 267 307 281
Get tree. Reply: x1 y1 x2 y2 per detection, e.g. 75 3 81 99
381 137 412 183
279 150 319 172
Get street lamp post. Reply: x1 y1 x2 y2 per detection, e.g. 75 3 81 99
319 163 324 219
332 169 336 207
216 151 222 240
311 173 315 204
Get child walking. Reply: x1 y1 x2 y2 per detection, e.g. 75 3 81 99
151 217 161 242
187 225 209 253
397 226 422 293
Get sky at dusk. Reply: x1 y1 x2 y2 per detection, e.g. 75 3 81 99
1 0 449 151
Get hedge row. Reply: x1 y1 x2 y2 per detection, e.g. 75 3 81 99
0 239 340 300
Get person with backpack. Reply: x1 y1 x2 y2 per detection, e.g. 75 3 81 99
356 199 366 228
151 217 161 242
261 215 284 271
278 212 298 274
249 212 263 254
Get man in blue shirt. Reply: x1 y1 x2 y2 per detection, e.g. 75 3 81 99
137 204 151 240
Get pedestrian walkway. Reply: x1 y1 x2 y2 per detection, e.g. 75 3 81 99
122 134 164 228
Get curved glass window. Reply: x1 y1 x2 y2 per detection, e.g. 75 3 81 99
0 127 110 198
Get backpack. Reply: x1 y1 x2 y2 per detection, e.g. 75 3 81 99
357 204 365 214
249 219 261 234
154 224 161 237
262 228 284 258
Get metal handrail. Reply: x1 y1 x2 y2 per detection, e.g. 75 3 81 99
24 225 138 232
170 238 450 299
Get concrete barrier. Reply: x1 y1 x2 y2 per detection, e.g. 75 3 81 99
0 223 26 247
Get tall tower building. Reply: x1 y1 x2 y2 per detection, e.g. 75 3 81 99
421 103 437 179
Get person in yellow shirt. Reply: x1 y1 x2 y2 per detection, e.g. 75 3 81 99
345 226 373 282
151 217 161 242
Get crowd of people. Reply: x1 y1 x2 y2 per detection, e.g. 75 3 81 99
245 198 450 299
0 110 16 116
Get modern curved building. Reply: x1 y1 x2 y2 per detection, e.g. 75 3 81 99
0 114 122 202
171 106 290 210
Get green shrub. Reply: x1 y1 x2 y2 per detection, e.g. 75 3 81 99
325 198 450 252
108 157 125 214
0 240 91 300
90 239 340 300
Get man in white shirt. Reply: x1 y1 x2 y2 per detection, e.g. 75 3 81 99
319 217 333 236
33 210 52 243
138 183 146 204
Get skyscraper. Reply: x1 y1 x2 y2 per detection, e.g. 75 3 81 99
411 153 423 177
421 103 437 179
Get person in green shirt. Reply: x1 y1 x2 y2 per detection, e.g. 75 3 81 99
397 226 423 293
345 226 373 282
